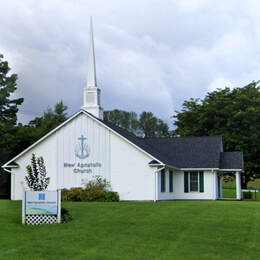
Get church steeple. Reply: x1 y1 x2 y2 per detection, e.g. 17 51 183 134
87 17 97 88
82 18 103 119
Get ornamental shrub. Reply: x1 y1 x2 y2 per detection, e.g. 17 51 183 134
83 176 111 191
25 154 50 191
67 187 84 201
61 207 72 223
103 191 120 202
80 187 105 201
60 176 119 202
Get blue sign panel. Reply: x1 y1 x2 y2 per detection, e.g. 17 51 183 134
26 191 57 215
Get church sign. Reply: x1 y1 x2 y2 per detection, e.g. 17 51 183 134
22 190 61 224
64 162 102 174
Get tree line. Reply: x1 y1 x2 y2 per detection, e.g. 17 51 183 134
1 53 260 190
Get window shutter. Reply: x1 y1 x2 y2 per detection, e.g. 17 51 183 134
184 172 189 193
199 171 204 192
169 171 173 192
161 169 165 192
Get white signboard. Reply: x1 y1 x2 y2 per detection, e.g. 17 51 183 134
25 191 58 215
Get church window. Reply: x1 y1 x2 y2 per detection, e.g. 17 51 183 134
184 171 204 193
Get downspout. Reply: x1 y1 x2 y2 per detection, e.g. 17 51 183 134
154 165 165 202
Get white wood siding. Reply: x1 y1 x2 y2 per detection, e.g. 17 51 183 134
110 132 155 201
157 170 217 200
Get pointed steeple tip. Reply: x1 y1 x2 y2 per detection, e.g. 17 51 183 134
82 17 103 119
87 16 97 88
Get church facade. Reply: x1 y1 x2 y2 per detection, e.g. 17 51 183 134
2 21 244 201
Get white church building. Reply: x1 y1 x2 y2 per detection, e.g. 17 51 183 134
2 21 244 201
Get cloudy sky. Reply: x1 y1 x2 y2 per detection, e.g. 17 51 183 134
1 0 260 126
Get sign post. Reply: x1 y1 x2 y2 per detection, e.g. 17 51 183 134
23 190 61 225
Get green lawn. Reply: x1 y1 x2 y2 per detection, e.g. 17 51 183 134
223 188 237 198
1 200 260 259
223 178 260 200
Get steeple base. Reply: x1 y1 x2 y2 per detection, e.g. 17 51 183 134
81 105 103 120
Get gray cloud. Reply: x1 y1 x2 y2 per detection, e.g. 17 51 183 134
1 0 260 126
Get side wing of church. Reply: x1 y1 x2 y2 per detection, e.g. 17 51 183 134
2 19 244 201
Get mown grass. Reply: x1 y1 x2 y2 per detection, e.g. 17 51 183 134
223 178 260 200
1 200 260 259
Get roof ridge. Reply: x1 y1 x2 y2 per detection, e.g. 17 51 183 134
144 135 223 140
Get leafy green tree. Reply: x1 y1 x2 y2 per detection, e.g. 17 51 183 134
14 101 68 156
173 81 260 188
139 112 170 137
139 112 158 137
29 101 67 134
156 119 171 137
0 54 23 198
25 153 50 191
0 54 24 161
104 109 139 133
104 109 170 137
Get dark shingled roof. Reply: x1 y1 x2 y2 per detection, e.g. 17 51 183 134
141 136 223 168
220 152 244 170
90 112 244 170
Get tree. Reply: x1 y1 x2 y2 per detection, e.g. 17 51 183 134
104 109 139 134
173 81 260 188
29 100 68 136
138 112 157 137
14 101 68 156
139 112 170 138
104 109 170 138
0 54 24 161
0 54 23 198
25 154 50 191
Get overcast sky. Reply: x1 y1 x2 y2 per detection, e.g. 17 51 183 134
1 0 260 126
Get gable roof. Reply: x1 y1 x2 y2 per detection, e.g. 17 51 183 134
2 110 244 171
2 110 164 169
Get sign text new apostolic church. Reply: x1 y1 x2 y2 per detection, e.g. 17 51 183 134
64 134 102 174
64 162 102 173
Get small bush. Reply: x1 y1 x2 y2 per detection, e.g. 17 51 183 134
80 187 105 202
61 207 72 223
67 187 84 201
104 191 120 202
83 176 111 191
25 153 50 191
60 176 119 202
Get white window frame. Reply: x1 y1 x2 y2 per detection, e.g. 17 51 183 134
189 171 199 192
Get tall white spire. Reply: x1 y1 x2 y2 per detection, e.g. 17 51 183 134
82 18 103 119
87 17 97 88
